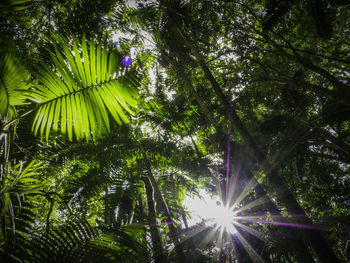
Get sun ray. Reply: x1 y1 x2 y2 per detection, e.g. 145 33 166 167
233 221 264 241
216 230 225 255
179 224 208 243
198 227 219 249
229 235 241 263
226 160 243 206
232 177 258 208
243 217 327 231
234 194 274 215
235 230 266 263
182 166 334 263
182 184 330 263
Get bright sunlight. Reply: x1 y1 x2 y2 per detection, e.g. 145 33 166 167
183 189 237 234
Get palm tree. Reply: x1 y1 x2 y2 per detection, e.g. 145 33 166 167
1 0 350 262
0 30 142 260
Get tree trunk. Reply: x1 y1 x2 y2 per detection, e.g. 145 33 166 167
195 50 341 263
162 17 341 262
140 147 187 262
240 161 316 263
165 48 318 262
141 175 167 263
137 194 150 257
164 47 317 262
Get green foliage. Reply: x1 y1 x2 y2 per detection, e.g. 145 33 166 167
0 37 30 120
0 0 33 16
54 0 117 39
1 0 350 262
29 35 139 141
0 160 46 241
262 0 349 39
1 218 147 263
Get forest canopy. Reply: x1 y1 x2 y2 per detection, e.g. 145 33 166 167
0 0 350 262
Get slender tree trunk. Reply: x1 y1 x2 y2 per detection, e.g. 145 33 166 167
185 100 315 262
0 131 10 179
140 146 187 262
198 53 339 262
199 56 339 263
137 194 149 256
166 48 317 261
141 175 167 263
240 161 316 263
157 15 342 262
167 21 342 262
171 181 197 253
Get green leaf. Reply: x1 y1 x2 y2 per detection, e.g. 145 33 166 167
29 35 139 141
0 38 30 120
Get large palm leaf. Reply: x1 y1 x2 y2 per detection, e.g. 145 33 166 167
29 35 140 141
0 35 31 192
0 37 30 121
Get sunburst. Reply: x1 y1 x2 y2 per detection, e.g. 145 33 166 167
207 203 237 235
182 175 327 263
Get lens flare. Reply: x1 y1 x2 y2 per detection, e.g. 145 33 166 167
210 204 237 234
122 56 132 66
183 190 237 234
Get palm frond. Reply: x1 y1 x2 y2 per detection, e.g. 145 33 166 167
86 230 149 262
63 163 118 202
0 36 30 170
0 205 37 263
0 37 30 121
5 219 148 263
29 35 140 141
0 0 33 16
0 160 46 240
